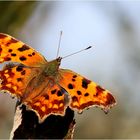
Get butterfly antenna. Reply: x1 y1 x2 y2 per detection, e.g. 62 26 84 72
56 31 63 58
62 46 93 59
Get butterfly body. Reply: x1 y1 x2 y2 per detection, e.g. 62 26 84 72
0 33 116 123
43 57 61 77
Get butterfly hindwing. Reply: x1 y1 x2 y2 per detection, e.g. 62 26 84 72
59 69 116 113
24 83 69 122
0 64 39 98
0 33 47 67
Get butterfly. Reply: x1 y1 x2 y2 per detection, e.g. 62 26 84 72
0 33 116 123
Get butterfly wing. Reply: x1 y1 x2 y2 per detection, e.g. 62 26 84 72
0 64 40 98
0 62 68 122
24 83 69 122
58 69 116 113
0 33 47 67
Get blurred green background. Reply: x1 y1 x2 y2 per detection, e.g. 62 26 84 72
0 1 140 138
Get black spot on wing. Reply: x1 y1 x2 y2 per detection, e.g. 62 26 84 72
56 88 66 97
32 52 35 55
19 56 27 61
68 83 74 89
51 89 57 94
72 75 77 82
57 90 62 96
72 96 78 102
8 49 13 52
72 78 76 82
73 75 77 78
18 45 30 52
16 66 23 72
28 54 32 57
82 78 91 89
77 90 82 95
11 53 16 56
17 78 22 82
84 92 89 97
44 94 49 100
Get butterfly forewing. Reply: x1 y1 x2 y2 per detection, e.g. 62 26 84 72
0 33 47 67
59 69 116 113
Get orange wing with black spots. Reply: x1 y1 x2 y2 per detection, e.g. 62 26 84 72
0 64 39 98
59 69 116 113
0 33 47 67
24 84 69 122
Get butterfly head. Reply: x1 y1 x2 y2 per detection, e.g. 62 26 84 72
56 57 62 65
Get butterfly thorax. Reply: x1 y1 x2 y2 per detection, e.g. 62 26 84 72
44 57 62 77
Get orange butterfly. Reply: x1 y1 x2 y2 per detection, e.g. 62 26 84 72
0 33 116 123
